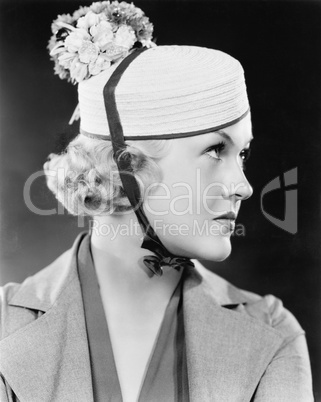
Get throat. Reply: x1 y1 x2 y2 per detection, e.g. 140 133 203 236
90 227 184 309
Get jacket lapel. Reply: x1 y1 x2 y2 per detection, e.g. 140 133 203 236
0 233 94 402
183 263 283 402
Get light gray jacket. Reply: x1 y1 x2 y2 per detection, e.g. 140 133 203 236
0 234 313 401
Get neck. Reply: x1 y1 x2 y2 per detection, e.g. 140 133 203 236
89 213 183 307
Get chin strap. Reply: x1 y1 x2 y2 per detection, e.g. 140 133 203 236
103 48 194 277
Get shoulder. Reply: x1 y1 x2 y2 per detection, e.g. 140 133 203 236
0 232 88 309
0 235 81 341
192 260 305 341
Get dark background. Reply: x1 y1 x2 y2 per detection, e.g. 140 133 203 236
0 0 320 398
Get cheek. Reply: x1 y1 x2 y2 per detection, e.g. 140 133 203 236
145 161 194 214
197 169 222 212
145 161 226 218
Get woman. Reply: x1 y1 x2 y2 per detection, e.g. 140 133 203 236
0 2 313 401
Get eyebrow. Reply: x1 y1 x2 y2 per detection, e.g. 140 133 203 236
213 129 254 146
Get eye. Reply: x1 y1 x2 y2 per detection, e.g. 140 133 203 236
239 147 251 169
204 141 226 160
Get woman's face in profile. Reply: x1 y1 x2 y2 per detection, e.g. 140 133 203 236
143 113 253 261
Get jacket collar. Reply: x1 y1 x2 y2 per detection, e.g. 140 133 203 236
0 233 283 401
182 266 283 401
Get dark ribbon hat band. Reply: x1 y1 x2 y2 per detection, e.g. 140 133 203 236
103 48 194 276
80 108 250 140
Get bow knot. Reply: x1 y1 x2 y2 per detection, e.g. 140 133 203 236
143 255 194 277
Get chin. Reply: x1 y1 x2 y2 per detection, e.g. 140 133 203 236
165 235 232 262
196 237 232 262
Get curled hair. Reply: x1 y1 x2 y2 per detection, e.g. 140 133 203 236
44 134 172 216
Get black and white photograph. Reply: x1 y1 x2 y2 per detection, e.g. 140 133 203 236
0 0 320 400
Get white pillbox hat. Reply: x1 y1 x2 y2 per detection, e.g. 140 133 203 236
78 45 250 140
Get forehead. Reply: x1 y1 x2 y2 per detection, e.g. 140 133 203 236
215 113 253 145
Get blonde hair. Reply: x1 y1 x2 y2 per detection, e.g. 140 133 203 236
44 134 172 216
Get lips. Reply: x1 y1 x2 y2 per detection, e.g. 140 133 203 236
213 211 237 220
213 211 237 232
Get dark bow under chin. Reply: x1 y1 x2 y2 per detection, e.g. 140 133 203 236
143 255 195 277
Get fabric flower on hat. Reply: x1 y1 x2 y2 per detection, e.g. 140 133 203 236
104 43 128 61
77 11 102 30
69 58 88 82
91 20 114 51
78 41 99 64
57 52 75 70
51 13 74 34
89 54 111 75
114 25 136 49
72 6 90 21
48 1 155 84
64 29 91 53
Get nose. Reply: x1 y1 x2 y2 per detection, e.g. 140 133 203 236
234 171 253 201
223 164 253 201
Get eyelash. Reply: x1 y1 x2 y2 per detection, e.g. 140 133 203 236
204 142 251 169
204 141 226 160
